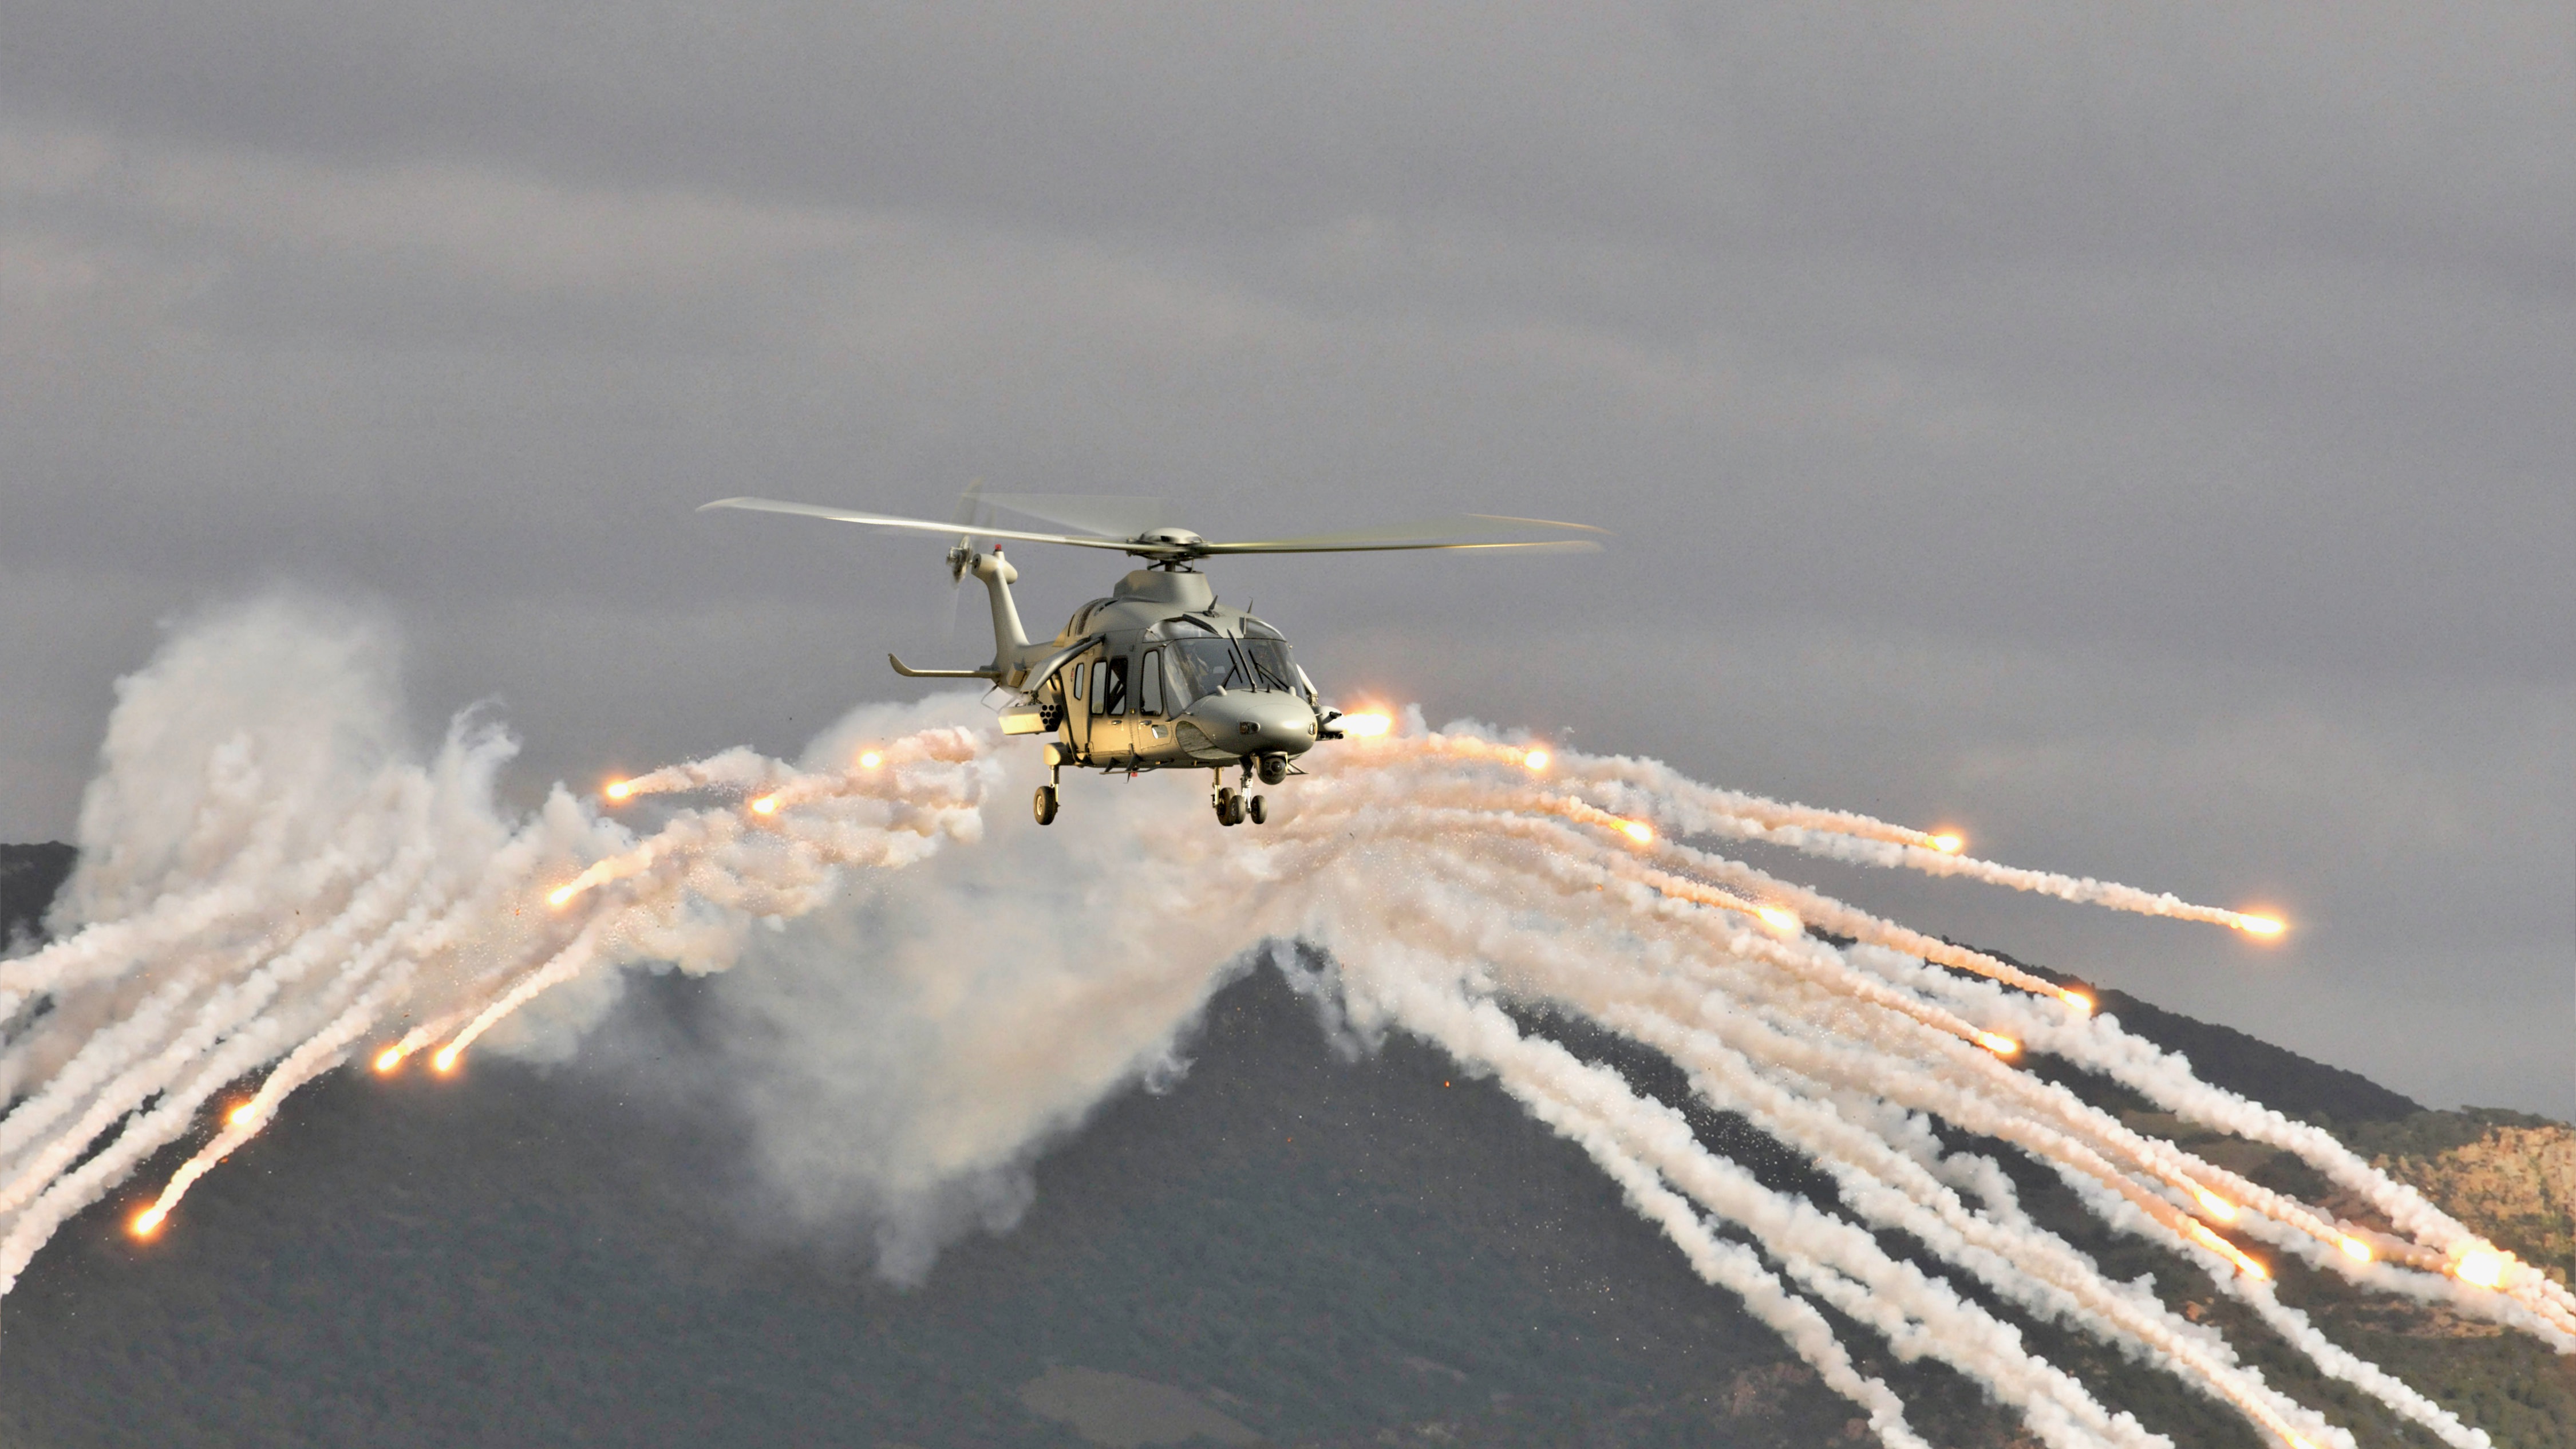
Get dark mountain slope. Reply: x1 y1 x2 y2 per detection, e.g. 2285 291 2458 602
0 843 73 949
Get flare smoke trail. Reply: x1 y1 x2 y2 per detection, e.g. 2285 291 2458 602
2 597 2561 1447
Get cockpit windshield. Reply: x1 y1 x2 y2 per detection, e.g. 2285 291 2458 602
1161 626 1305 703
1167 637 1245 701
1240 637 1297 693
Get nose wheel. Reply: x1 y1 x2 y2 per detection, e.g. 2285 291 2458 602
1033 783 1059 826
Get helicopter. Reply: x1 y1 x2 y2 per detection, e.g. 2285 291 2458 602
701 489 1602 827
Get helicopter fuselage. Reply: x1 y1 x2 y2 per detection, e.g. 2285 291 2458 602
892 550 1335 823
1018 566 1322 771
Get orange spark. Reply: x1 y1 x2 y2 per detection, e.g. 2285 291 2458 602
2187 1221 2269 1279
2456 1249 2507 1288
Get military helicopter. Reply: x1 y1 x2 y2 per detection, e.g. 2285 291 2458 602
701 489 1601 827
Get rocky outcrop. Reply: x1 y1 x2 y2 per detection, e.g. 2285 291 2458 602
2377 1119 2576 1289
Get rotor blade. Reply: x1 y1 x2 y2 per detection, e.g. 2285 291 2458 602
1193 513 1608 555
700 497 1159 554
947 477 988 564
938 479 985 641
1199 536 1603 556
939 574 968 641
982 493 1173 539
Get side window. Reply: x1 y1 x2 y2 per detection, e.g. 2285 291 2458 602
1139 649 1163 716
1072 659 1085 700
1089 660 1107 711
1103 656 1128 717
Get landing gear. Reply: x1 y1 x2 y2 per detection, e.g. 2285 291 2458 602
1213 764 1271 827
1033 783 1059 826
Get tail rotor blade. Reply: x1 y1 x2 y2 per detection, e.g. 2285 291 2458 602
931 479 984 641
949 477 986 573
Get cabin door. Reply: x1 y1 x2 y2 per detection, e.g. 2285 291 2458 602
1074 653 1132 761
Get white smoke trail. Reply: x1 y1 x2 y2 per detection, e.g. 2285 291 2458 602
1349 722 2281 934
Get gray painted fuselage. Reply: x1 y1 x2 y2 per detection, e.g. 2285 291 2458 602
925 553 1329 779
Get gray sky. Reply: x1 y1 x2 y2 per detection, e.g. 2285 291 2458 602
2 3 2568 1114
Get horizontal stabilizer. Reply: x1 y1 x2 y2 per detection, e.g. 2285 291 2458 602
888 654 1003 680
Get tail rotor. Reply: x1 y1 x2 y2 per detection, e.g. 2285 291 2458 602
937 479 985 642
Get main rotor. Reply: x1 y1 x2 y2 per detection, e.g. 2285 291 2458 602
697 495 1605 565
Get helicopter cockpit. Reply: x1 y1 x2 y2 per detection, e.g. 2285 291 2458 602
1159 619 1313 705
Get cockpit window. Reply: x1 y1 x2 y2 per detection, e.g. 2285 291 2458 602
1164 632 1301 701
1167 637 1244 701
1240 636 1297 693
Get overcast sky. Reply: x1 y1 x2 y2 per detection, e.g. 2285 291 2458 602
2 3 2567 1115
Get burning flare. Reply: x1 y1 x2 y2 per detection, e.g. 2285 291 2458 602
858 751 883 769
1756 906 1802 934
1522 748 1550 771
1620 819 1655 845
2237 913 2286 938
2187 1221 2269 1280
1931 833 1965 854
603 779 633 802
2456 1250 2507 1289
750 794 781 816
1976 1033 2020 1057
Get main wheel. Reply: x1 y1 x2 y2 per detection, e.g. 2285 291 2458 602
1215 788 1243 826
1033 784 1059 826
1247 795 1267 824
